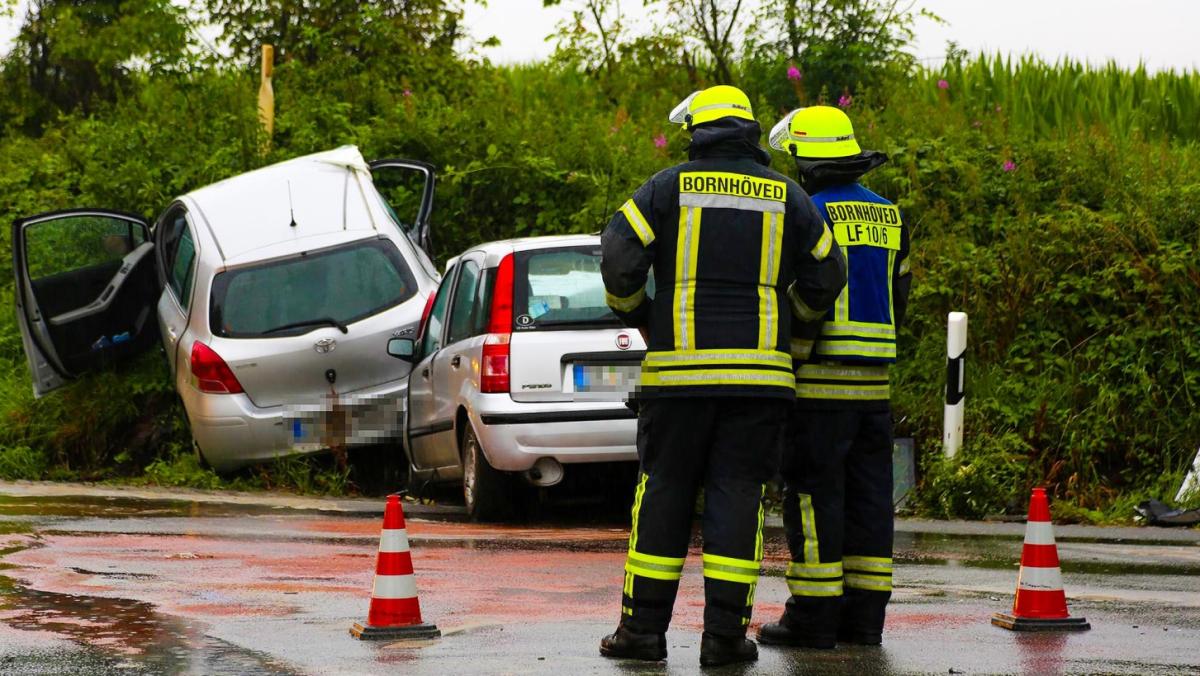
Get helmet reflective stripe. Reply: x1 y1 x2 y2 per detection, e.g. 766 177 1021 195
789 134 856 143
690 102 752 117
670 85 755 128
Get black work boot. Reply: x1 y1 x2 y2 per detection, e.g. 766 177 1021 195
838 590 886 645
757 616 836 649
599 625 667 661
699 632 758 667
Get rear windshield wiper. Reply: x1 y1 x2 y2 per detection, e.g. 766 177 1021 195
262 317 349 335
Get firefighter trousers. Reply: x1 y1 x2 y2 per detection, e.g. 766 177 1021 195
780 406 894 639
620 397 788 637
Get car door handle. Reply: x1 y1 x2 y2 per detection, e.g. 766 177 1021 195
421 367 430 378
450 355 461 368
167 327 178 343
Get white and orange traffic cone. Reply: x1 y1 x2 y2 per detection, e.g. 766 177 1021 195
991 487 1090 632
350 494 440 640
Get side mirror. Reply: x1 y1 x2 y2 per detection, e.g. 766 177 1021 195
387 337 416 361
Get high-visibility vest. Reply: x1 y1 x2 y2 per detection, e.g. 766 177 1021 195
794 182 910 405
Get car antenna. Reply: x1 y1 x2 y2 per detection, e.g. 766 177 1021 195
287 180 297 228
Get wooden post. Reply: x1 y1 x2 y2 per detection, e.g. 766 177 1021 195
258 44 275 140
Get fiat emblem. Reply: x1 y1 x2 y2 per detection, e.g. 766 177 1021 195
314 338 337 354
615 332 632 350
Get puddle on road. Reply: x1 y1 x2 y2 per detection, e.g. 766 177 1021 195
894 531 1200 577
0 494 196 519
0 494 319 521
0 571 298 674
0 536 296 674
0 564 196 668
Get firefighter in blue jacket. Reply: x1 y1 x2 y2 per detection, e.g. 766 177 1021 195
758 106 913 649
598 86 846 666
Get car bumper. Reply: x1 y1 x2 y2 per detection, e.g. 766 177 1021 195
470 401 638 472
182 380 406 472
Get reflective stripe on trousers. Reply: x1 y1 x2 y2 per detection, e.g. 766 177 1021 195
623 472 651 615
844 555 893 592
795 363 890 401
786 493 845 597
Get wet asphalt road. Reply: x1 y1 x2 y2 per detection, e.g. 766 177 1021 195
0 483 1198 675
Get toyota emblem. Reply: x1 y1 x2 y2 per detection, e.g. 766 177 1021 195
314 338 337 354
615 332 632 350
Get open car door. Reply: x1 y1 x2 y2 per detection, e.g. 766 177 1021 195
13 209 161 396
369 159 435 255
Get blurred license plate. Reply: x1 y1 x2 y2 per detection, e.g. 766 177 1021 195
573 363 639 394
286 394 403 449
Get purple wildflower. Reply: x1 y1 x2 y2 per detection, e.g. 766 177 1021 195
937 79 950 90
1003 160 1016 172
837 94 853 108
653 134 668 149
787 65 802 81
402 89 413 98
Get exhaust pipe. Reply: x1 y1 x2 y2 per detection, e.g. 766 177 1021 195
524 457 564 487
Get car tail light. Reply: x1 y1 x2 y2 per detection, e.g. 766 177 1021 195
481 253 515 393
190 342 244 394
481 334 510 393
488 253 515 333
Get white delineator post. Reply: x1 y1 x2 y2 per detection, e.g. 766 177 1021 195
1176 446 1200 503
943 312 968 458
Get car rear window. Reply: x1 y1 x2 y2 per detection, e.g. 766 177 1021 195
210 238 417 338
513 245 651 331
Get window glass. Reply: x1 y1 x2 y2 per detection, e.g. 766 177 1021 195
169 227 196 310
25 215 146 281
471 269 493 336
447 260 482 345
420 265 456 359
513 246 653 331
159 208 187 274
210 239 416 338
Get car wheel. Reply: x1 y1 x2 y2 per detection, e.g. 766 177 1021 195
461 425 511 522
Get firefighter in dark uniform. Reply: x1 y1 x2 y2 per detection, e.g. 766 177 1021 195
598 86 847 667
757 106 913 649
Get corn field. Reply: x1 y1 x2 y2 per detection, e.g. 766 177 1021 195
918 54 1200 141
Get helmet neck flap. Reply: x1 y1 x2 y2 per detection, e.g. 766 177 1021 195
794 150 888 194
688 117 772 167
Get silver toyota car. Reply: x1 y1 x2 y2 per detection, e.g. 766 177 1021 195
387 235 645 520
12 146 441 472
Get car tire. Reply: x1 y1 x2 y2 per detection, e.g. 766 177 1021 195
461 425 512 522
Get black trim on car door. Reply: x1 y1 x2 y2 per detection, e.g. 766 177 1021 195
369 159 436 254
409 419 455 439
